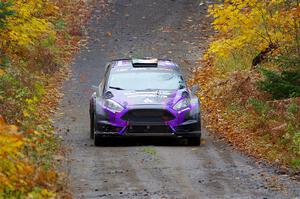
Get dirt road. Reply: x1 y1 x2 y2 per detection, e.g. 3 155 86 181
55 0 300 198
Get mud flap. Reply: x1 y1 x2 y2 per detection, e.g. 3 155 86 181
118 126 127 135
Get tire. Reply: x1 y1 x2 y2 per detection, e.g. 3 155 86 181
187 136 201 146
90 113 95 139
94 135 108 146
94 134 101 146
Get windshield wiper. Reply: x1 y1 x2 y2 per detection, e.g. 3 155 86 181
109 86 124 90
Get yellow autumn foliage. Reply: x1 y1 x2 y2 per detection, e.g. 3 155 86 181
193 0 300 169
0 0 56 51
0 116 56 198
0 69 5 76
0 116 24 191
0 0 91 197
208 0 300 60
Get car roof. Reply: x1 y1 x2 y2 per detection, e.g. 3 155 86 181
110 58 179 71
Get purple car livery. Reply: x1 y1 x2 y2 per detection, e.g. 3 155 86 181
89 58 201 146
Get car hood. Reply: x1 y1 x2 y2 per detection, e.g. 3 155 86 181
108 89 187 108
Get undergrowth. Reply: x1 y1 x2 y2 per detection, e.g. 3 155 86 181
191 0 300 171
0 0 93 198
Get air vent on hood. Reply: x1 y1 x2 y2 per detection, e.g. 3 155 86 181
132 58 158 68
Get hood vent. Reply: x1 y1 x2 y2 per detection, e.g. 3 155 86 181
132 58 158 68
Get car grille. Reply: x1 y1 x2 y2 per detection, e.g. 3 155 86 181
121 109 175 123
127 125 171 133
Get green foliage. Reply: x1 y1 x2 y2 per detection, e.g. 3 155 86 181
54 19 66 31
40 34 56 48
258 69 300 99
291 158 300 170
0 1 15 29
287 99 300 151
0 56 10 68
287 98 299 115
248 98 271 126
274 56 300 69
292 131 300 150
248 98 269 115
0 69 44 123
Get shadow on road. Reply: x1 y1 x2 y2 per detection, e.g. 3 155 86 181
92 137 202 147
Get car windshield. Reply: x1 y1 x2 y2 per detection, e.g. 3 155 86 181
108 69 185 90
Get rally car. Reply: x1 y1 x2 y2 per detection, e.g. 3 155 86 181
89 58 201 146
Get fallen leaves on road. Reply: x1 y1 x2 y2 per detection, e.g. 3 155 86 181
106 31 113 37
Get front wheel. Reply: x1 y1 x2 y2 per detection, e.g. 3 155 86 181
187 136 201 146
90 113 95 139
94 135 108 146
94 134 101 146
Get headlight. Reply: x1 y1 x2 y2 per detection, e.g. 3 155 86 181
173 98 190 111
104 99 124 113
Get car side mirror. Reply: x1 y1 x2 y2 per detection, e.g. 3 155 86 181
190 84 199 95
92 85 99 96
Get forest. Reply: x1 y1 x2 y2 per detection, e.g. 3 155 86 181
0 0 90 197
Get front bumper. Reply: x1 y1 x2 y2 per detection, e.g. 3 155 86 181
94 105 201 137
95 130 201 138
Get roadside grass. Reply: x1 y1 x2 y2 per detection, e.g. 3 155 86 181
142 147 157 156
213 48 255 75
